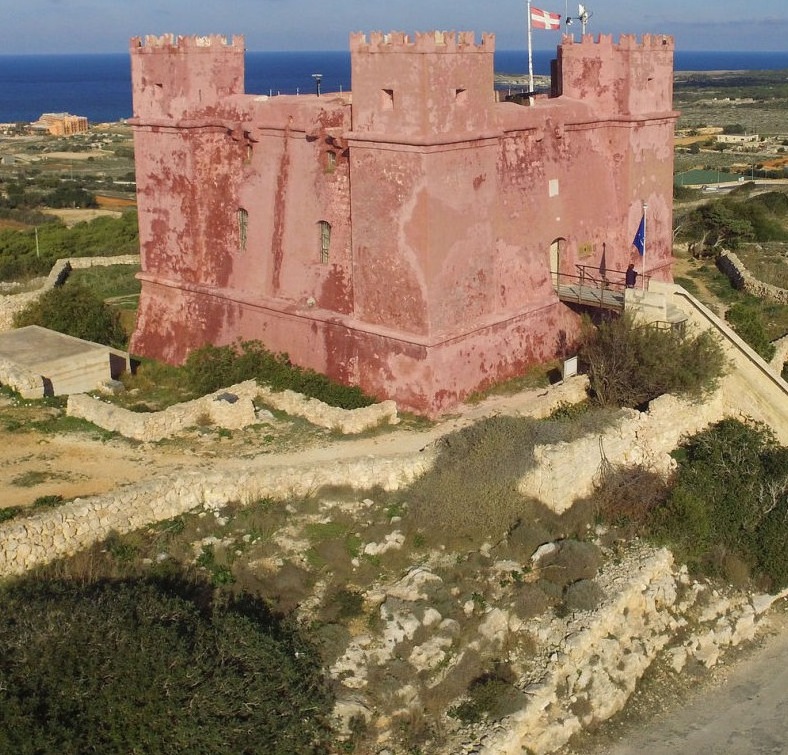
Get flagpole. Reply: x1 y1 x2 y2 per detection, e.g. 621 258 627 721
527 0 534 94
641 201 647 290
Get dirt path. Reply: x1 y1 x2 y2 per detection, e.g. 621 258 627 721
0 384 557 509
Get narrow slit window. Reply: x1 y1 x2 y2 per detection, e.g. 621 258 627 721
381 88 394 110
319 220 331 264
455 88 468 105
237 208 248 252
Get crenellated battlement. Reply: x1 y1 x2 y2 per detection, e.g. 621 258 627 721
560 32 674 52
130 34 245 53
350 30 494 54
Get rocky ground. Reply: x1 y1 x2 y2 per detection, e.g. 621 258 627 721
1 384 786 754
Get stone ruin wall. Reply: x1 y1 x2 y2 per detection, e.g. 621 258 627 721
66 380 399 441
717 249 788 305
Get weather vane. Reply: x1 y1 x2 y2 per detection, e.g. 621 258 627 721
565 3 592 35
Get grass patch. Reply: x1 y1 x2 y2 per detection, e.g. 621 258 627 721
68 264 141 301
464 360 559 403
397 409 618 549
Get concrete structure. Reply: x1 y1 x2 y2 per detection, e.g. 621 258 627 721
0 325 128 398
35 112 89 136
129 31 678 415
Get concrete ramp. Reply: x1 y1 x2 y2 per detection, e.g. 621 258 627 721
0 325 129 399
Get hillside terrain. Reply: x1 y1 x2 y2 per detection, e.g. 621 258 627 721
0 71 786 755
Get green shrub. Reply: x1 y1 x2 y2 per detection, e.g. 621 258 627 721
578 313 725 408
13 281 127 349
449 668 525 724
725 303 777 361
563 579 605 613
0 577 335 754
649 419 788 588
183 339 374 409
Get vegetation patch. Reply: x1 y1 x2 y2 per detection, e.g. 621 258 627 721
183 339 375 410
14 280 127 349
0 576 334 754
578 313 725 409
594 418 788 590
399 410 617 548
0 211 138 281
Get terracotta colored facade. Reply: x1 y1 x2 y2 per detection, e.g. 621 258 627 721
129 31 678 415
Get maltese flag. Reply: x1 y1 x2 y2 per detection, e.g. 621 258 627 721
531 6 562 30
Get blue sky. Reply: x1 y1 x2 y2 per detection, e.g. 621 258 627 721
1 0 786 54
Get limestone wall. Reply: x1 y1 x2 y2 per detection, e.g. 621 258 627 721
0 255 140 332
475 545 782 755
0 452 430 577
68 380 261 441
0 355 44 397
717 250 788 305
518 391 727 513
67 382 399 441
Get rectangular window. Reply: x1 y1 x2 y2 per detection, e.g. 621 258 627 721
237 208 248 252
319 220 331 264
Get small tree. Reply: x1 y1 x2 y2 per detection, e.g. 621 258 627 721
578 313 725 409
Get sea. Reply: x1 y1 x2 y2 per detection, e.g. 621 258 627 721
0 49 786 125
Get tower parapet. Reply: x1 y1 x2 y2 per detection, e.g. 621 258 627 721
130 34 245 121
557 33 674 116
350 30 495 139
350 30 493 54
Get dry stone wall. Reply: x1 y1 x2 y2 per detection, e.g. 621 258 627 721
0 452 430 577
67 382 399 441
518 391 727 513
470 547 784 755
717 250 788 305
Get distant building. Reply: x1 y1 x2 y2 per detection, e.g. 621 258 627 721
716 133 759 145
129 31 678 415
35 112 89 136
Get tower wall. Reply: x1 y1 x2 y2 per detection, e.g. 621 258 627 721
557 33 675 115
129 29 678 416
350 31 496 139
129 34 245 121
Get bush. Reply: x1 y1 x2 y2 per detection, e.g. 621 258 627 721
403 411 617 547
183 340 374 409
449 668 525 724
0 577 335 754
13 281 127 349
578 313 725 408
725 303 777 361
649 419 788 588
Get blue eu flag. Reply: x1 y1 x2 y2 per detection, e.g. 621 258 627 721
632 215 645 256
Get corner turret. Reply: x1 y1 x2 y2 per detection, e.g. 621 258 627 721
129 34 245 121
556 33 674 116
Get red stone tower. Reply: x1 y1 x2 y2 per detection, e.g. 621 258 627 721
128 31 678 415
